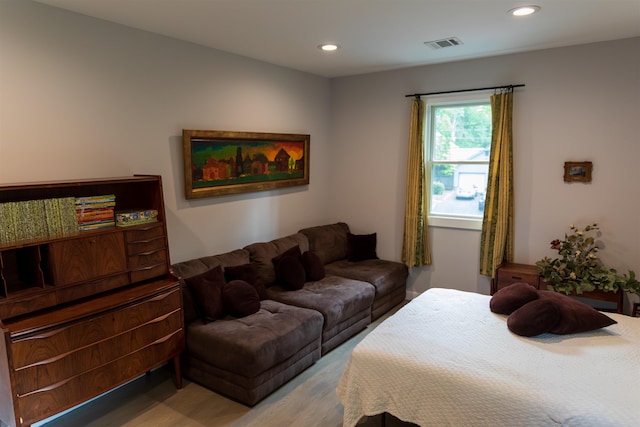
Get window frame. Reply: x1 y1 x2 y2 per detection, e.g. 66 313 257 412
425 92 492 231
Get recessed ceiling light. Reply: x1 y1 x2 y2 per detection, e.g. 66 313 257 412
318 43 339 52
508 5 541 16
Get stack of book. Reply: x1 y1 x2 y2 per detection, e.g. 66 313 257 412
0 197 78 245
75 194 116 231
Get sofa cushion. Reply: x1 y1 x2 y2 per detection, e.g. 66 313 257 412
324 258 407 297
222 280 261 317
185 300 323 378
245 233 309 286
347 232 378 261
275 255 306 290
224 263 267 300
184 265 227 323
266 275 375 334
299 222 350 265
302 251 325 281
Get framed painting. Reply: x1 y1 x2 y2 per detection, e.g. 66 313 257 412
563 161 592 183
183 129 310 199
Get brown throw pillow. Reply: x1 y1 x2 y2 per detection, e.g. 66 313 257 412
346 232 378 262
490 282 539 315
275 255 306 290
507 298 561 337
184 265 226 323
224 263 268 300
272 245 302 267
222 280 260 317
301 251 325 281
538 291 617 334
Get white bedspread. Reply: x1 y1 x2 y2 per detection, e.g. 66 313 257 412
337 288 640 427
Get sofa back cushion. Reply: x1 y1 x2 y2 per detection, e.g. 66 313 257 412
244 233 309 287
298 222 350 265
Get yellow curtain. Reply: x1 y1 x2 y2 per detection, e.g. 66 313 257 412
402 98 432 267
479 90 514 277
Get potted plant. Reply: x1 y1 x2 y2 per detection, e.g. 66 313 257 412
536 224 640 296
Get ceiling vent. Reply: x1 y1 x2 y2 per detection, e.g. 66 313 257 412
424 37 464 50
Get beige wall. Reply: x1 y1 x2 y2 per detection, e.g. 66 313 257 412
1 1 639 310
0 0 333 263
329 38 640 312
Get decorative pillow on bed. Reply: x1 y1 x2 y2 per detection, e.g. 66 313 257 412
301 251 325 281
507 298 561 337
222 280 260 317
184 265 226 323
224 263 268 300
538 291 617 335
346 232 378 262
490 282 539 314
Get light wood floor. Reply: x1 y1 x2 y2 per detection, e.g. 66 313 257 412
34 304 408 427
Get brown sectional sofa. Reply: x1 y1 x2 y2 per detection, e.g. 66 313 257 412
171 222 408 406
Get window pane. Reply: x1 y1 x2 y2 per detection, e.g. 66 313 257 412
430 164 489 217
433 104 491 161
429 100 491 222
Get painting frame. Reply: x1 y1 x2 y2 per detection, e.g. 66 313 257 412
563 161 592 183
182 129 310 199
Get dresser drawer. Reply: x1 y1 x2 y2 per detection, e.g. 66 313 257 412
11 288 181 369
14 309 182 395
55 273 129 304
130 263 169 283
125 223 165 244
128 249 167 269
0 291 57 321
127 235 165 255
494 263 541 292
17 329 183 426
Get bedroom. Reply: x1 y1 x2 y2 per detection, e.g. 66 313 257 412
0 1 639 426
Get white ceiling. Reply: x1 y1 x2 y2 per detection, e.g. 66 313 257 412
35 0 640 78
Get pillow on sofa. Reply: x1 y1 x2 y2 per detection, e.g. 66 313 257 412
346 232 378 262
275 255 306 290
507 298 561 337
539 291 617 334
184 265 226 323
224 263 267 300
490 282 539 315
272 245 302 266
222 280 261 317
301 251 325 281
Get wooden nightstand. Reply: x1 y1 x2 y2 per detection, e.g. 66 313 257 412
492 262 541 295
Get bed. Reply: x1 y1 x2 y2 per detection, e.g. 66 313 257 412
337 288 640 427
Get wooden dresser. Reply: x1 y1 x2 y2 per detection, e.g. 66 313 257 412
492 262 623 313
0 176 183 427
491 262 541 294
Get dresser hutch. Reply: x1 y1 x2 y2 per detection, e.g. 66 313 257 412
0 175 183 427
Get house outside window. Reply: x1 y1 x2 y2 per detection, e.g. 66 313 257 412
426 93 491 230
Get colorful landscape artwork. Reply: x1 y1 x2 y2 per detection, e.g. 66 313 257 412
182 130 310 199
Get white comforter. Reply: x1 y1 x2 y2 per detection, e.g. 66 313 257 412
337 288 640 427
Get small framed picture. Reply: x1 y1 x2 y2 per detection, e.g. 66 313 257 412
563 161 592 183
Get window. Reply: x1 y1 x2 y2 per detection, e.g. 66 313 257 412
426 94 491 230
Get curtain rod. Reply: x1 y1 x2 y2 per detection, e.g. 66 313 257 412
405 84 525 99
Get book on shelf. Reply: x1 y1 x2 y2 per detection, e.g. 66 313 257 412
0 197 78 245
75 194 116 231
